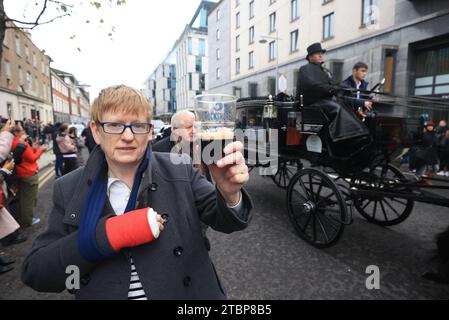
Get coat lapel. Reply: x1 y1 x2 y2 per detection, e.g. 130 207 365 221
62 147 104 227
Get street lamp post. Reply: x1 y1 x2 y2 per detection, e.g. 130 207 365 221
259 30 283 96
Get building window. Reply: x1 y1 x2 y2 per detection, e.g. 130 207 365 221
270 0 277 4
189 73 193 90
328 59 344 83
249 83 258 97
249 1 255 19
199 39 206 56
216 9 221 21
200 74 205 90
268 77 276 96
216 29 221 40
291 0 299 21
236 0 240 7
216 48 221 60
233 87 242 98
249 51 254 69
3 60 11 79
26 71 32 91
323 0 333 4
236 12 240 28
269 12 276 33
15 36 21 56
216 68 221 80
196 56 202 73
414 45 449 96
249 26 255 44
25 45 30 62
33 52 37 68
236 35 240 52
362 0 378 26
188 37 193 54
18 66 23 86
236 58 241 74
290 29 299 52
3 30 9 47
323 13 334 40
269 41 277 61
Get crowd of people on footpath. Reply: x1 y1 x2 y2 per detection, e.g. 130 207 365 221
0 117 97 275
0 118 48 274
401 119 449 178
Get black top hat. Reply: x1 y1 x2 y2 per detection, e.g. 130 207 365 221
306 42 327 59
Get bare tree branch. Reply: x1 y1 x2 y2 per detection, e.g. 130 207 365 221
34 0 48 25
48 0 73 7
6 13 71 29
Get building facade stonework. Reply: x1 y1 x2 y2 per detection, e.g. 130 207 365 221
1 25 53 123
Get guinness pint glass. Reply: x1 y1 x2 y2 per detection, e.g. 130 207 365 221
194 94 237 165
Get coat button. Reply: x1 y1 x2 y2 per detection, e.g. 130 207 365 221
173 246 183 257
70 214 76 219
87 179 92 186
162 214 169 224
150 183 158 191
183 276 191 287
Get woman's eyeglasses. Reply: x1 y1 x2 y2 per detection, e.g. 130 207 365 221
98 122 153 135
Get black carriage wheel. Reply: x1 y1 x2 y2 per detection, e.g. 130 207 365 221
272 159 302 189
354 164 414 226
286 168 347 248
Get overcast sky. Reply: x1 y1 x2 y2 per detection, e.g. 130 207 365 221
4 0 214 99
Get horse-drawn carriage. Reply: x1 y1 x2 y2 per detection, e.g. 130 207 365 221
236 88 449 248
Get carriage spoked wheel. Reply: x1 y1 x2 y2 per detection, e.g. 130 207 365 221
353 164 414 226
271 159 302 189
286 168 347 248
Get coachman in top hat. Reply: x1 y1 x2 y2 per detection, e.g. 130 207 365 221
297 43 370 153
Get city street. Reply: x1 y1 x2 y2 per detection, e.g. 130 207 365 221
1 159 449 300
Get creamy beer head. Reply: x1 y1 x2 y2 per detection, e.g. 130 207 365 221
200 127 234 141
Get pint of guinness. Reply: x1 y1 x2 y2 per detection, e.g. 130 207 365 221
194 94 237 165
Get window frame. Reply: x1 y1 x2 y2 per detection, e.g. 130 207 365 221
269 12 277 33
249 51 254 69
290 29 299 53
323 12 335 40
291 0 299 21
269 41 277 61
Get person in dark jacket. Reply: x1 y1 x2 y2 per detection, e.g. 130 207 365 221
436 127 449 176
297 43 370 147
415 120 439 177
81 126 97 153
154 110 212 250
152 135 174 153
51 122 64 178
56 124 79 176
21 85 252 300
436 120 448 176
340 62 374 118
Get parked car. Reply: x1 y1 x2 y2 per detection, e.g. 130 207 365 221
151 119 165 139
156 125 172 141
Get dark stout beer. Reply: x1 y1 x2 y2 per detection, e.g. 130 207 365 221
200 130 234 165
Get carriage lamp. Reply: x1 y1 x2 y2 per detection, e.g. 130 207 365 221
263 95 278 119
